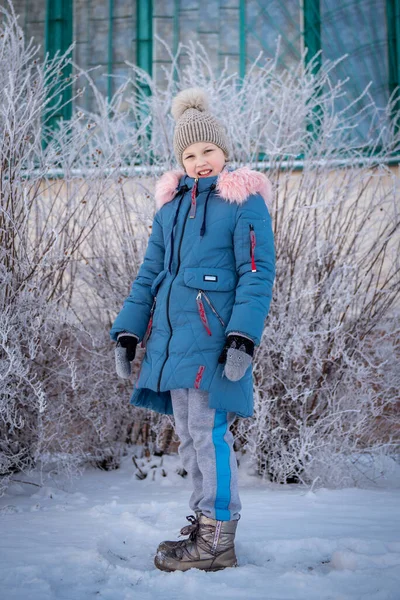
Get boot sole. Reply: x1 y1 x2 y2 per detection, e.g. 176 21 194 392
154 551 238 573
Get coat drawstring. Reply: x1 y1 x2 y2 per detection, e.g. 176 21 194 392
200 183 216 238
168 184 189 273
169 182 215 273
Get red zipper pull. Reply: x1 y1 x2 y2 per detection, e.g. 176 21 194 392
196 291 212 335
249 224 257 272
189 179 198 219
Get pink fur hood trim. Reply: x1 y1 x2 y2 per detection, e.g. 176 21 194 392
155 167 272 210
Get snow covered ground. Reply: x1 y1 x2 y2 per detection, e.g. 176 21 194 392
1 453 400 600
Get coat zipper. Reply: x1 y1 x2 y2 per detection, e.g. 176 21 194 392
157 202 192 392
249 223 257 272
189 178 198 219
196 289 225 334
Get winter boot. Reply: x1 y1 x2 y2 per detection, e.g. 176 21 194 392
157 512 201 554
154 513 238 572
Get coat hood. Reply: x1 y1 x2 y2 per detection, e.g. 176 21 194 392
155 167 272 211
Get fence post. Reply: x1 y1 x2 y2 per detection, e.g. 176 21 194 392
45 0 73 128
387 0 400 134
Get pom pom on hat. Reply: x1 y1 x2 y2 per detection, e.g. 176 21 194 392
171 88 209 121
172 87 229 167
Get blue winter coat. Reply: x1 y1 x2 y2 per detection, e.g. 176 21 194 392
110 167 275 417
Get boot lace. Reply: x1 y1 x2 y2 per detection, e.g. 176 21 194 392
179 514 199 541
176 517 222 559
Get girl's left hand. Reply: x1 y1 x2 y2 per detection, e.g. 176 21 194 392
218 334 254 381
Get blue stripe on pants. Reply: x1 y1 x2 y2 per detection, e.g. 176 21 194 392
212 410 231 521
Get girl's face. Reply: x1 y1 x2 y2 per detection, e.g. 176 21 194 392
182 142 226 178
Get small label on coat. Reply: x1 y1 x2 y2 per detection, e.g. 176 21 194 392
203 275 218 282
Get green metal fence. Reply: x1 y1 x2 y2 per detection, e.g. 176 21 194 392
45 0 73 124
9 0 400 144
387 0 400 133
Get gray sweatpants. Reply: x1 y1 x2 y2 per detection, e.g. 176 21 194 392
171 388 241 521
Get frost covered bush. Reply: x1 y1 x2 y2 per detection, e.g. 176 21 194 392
245 163 400 485
0 4 147 492
1 1 399 491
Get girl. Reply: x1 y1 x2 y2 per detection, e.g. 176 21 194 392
111 88 275 572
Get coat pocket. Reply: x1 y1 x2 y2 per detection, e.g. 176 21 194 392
143 270 168 348
141 297 156 348
184 267 233 335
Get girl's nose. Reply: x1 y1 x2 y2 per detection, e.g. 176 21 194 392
196 159 207 168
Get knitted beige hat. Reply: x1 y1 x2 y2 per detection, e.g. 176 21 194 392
172 88 229 167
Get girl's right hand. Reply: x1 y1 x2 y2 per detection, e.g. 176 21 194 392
115 333 139 378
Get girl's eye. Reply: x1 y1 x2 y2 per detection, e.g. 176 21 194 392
205 149 213 153
184 155 194 160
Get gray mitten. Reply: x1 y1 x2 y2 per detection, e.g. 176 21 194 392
218 334 254 382
115 333 139 379
224 342 252 381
